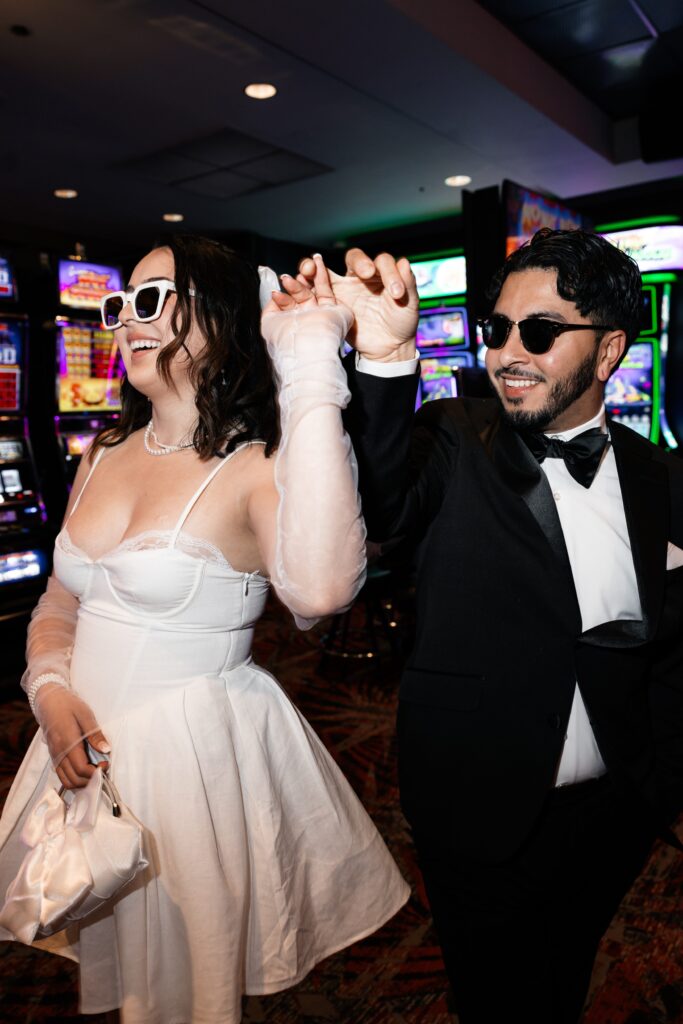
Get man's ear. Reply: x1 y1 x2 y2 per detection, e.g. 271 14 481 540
596 329 627 383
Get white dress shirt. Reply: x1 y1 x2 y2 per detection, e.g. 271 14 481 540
541 408 637 784
356 356 682 784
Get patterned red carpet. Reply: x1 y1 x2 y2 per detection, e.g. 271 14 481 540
0 596 681 1023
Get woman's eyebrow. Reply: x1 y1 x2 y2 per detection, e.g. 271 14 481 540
124 276 174 290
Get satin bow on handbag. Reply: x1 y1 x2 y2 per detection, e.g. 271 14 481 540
0 769 147 943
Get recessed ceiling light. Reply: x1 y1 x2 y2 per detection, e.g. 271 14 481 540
244 82 277 100
53 188 78 199
163 212 184 223
444 175 472 188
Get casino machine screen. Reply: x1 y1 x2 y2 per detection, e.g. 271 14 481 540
416 308 468 349
0 256 17 300
412 255 466 301
59 260 123 311
0 319 23 413
605 342 654 439
57 320 123 414
504 181 586 257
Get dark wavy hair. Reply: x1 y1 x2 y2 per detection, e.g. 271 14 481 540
93 235 279 459
487 227 643 345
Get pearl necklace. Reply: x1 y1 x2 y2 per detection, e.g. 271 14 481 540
143 419 194 456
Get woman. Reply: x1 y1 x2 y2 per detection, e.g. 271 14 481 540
0 236 409 1022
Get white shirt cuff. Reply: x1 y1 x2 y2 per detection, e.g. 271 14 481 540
356 352 419 378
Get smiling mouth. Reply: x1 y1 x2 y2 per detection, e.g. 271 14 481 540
130 340 161 352
503 378 539 390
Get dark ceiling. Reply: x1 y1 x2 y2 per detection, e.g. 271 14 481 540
477 0 683 118
0 0 682 251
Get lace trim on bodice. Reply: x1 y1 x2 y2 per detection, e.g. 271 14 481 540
59 440 269 580
57 526 267 580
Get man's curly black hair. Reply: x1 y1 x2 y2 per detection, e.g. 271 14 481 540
487 227 643 346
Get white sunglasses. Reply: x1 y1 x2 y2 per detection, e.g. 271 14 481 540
100 278 196 330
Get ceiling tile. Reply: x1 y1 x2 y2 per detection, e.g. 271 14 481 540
176 130 275 168
660 26 683 61
591 80 651 118
235 151 331 185
121 153 213 185
638 0 683 33
176 169 259 199
521 0 650 59
476 0 577 23
563 36 677 92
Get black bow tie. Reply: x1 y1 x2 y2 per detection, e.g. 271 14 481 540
523 427 609 488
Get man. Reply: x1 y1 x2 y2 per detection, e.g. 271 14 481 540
298 230 683 1024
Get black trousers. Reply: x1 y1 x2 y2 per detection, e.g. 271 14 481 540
413 776 657 1024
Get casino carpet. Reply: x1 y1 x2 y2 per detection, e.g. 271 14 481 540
0 594 681 1023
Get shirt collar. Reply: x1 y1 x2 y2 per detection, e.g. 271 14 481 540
545 405 607 442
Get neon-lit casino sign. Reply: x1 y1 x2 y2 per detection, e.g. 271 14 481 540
58 260 123 311
600 224 683 272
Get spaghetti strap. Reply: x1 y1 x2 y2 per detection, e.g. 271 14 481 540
170 441 266 547
66 447 107 521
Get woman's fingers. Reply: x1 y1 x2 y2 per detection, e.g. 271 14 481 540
89 731 109 751
298 256 316 280
88 731 111 771
280 274 317 305
267 290 297 311
294 255 339 307
69 741 97 782
311 254 335 305
56 751 91 789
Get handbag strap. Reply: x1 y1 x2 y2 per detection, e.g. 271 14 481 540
58 771 122 817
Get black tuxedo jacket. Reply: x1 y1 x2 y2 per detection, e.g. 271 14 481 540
343 355 683 862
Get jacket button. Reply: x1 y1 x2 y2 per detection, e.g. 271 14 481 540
548 713 562 730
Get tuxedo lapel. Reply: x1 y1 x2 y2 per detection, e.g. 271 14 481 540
489 417 668 649
491 420 581 620
579 421 667 648
611 420 668 637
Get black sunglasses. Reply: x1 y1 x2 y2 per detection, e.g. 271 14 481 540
477 315 614 355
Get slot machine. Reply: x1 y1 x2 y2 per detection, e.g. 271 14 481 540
598 221 683 449
0 256 50 619
409 251 474 407
53 258 125 488
473 180 588 371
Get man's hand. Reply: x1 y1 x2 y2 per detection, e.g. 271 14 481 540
298 249 419 363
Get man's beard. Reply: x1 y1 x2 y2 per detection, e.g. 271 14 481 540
492 347 600 432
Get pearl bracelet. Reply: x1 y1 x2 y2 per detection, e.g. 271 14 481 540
27 672 69 714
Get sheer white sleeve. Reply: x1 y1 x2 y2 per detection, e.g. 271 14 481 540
21 573 78 699
262 305 367 628
20 573 106 769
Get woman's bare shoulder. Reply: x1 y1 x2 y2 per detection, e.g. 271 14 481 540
212 442 276 504
229 440 275 469
85 429 143 465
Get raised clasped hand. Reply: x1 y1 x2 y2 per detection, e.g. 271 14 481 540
261 256 354 362
262 255 353 327
297 248 419 362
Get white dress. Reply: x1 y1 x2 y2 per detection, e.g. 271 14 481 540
0 446 410 1023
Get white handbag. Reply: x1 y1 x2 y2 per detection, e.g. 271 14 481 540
0 769 148 943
